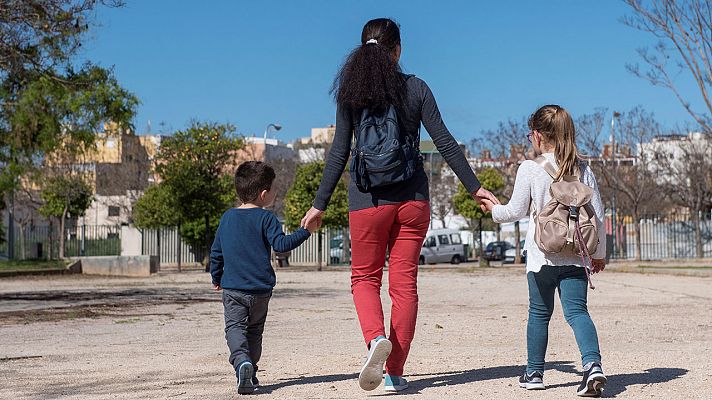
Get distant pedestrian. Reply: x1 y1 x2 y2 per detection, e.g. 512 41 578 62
300 18 499 392
482 105 607 397
210 161 320 395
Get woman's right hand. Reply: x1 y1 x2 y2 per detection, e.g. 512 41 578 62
301 207 325 230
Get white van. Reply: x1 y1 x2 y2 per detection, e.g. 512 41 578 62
419 229 466 265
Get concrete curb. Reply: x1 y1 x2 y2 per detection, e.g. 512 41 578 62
0 268 74 278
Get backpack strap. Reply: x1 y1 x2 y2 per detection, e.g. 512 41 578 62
533 155 559 179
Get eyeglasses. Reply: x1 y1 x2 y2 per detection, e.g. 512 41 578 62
527 130 535 143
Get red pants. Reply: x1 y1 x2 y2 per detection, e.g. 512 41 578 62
349 200 430 376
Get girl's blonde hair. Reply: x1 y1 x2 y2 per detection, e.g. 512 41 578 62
528 105 579 181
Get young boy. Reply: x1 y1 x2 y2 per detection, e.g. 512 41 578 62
210 161 320 395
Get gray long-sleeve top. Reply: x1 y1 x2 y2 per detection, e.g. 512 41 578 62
314 76 481 211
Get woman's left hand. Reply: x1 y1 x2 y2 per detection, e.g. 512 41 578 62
301 207 325 229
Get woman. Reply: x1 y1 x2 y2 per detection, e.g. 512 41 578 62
300 18 499 392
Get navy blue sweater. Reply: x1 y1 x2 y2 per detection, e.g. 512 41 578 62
210 208 310 293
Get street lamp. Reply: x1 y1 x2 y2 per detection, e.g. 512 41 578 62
263 123 282 141
609 111 621 259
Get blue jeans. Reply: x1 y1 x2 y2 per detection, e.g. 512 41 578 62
526 266 601 374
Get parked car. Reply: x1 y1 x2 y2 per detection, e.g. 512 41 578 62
483 241 515 261
504 240 527 264
329 235 352 265
419 229 466 265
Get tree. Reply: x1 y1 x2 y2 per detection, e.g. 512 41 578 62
429 165 458 229
471 118 531 262
269 157 298 218
643 131 712 258
132 184 181 229
283 162 348 230
283 162 348 269
623 0 711 134
453 168 505 260
39 175 93 259
577 107 670 260
152 122 242 267
1 1 136 224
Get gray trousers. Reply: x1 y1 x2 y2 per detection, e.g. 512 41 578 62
222 288 272 373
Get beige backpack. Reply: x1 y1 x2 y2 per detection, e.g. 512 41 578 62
532 156 600 287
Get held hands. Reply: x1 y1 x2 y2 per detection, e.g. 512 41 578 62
472 187 500 213
591 258 606 274
212 284 222 291
301 206 324 234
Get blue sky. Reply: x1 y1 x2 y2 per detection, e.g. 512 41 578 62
80 0 702 142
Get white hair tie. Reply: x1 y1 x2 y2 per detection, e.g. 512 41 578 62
366 39 378 45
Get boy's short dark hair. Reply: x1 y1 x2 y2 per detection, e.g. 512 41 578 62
234 161 276 203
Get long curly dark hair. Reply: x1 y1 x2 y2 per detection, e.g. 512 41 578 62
331 18 407 113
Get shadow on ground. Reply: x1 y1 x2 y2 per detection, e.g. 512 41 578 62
546 366 688 397
0 286 339 324
258 362 688 398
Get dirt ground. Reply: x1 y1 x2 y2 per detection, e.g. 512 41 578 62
0 265 710 399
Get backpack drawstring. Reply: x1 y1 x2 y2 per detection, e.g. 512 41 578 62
574 220 595 290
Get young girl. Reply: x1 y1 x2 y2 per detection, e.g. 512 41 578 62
482 105 607 397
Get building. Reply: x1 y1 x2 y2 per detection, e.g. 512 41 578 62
298 125 336 145
13 124 153 227
233 137 295 166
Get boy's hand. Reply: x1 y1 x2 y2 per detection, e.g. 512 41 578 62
305 216 322 234
212 284 222 291
591 258 606 274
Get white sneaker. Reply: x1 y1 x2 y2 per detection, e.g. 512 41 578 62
358 336 392 391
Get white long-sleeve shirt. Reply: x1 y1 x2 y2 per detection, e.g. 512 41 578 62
492 152 606 273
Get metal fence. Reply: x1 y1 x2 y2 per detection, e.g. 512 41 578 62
608 212 712 260
137 225 349 268
0 224 121 260
287 227 349 267
140 227 206 267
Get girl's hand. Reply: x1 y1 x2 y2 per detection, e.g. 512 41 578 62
212 284 222 291
472 187 500 207
480 198 496 213
591 258 606 274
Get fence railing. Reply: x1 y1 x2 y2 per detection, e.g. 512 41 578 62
136 225 350 268
286 227 349 267
607 212 712 260
140 227 205 267
0 224 122 260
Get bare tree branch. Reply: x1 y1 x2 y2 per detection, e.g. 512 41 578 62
623 0 712 133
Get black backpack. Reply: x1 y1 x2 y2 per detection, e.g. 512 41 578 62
349 104 419 192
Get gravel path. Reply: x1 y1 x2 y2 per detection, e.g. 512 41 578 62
0 266 710 399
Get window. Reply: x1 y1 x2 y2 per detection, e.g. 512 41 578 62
423 237 436 248
108 206 120 217
438 235 450 246
450 234 462 244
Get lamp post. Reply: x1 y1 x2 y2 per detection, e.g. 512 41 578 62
610 111 620 258
263 123 282 141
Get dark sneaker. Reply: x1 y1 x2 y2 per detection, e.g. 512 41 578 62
358 336 392 391
237 361 255 395
577 362 607 397
519 371 545 390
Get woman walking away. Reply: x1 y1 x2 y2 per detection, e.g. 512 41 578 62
300 18 499 392
482 105 607 397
